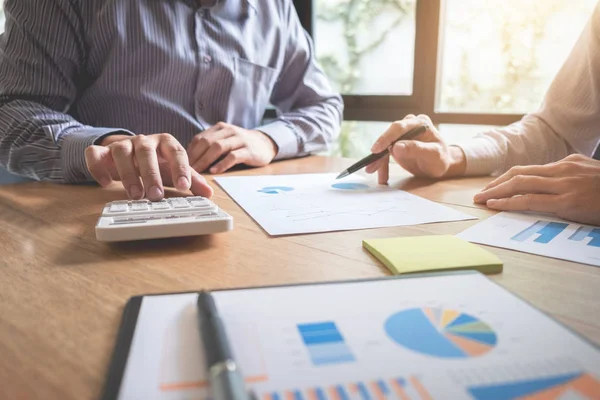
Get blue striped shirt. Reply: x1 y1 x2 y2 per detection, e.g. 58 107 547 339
0 0 342 183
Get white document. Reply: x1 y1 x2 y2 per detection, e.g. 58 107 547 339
215 173 474 235
457 212 600 267
116 273 600 400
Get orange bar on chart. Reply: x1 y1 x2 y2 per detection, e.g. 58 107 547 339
370 382 385 400
391 380 410 400
410 377 433 400
307 388 319 400
329 387 341 400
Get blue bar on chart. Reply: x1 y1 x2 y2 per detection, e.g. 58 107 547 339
511 220 568 244
261 376 431 400
568 226 600 248
297 321 355 366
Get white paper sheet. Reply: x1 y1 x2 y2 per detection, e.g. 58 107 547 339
215 173 475 235
117 273 600 400
457 212 600 267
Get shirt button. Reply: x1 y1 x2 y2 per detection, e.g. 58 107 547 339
203 55 212 63
198 101 205 109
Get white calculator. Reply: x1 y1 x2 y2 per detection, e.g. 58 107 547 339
95 197 233 242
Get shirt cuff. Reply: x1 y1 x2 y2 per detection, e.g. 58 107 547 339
454 137 504 176
255 120 300 161
60 127 134 183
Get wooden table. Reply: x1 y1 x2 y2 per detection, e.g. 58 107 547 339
1 156 599 400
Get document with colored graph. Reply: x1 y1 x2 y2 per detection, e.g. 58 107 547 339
104 272 600 400
214 173 474 236
458 212 600 267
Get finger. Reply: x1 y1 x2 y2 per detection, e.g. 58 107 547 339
371 117 426 153
157 134 191 192
486 194 560 214
482 158 592 191
474 176 564 204
377 155 390 185
483 165 550 191
192 135 245 173
187 123 233 163
108 140 145 200
210 148 250 174
132 136 164 201
189 169 214 198
85 145 115 187
365 157 386 174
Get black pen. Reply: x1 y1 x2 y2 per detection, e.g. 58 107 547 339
335 125 428 179
197 291 253 400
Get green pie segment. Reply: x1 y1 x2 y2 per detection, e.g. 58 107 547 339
446 321 496 333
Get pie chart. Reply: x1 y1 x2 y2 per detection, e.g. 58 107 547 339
384 307 497 358
257 186 294 194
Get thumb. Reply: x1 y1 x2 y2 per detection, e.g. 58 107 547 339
190 170 214 198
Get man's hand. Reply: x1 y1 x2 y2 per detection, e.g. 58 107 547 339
366 114 467 184
187 122 278 174
474 154 600 225
85 133 213 201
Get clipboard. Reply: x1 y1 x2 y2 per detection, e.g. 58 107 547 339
101 271 600 400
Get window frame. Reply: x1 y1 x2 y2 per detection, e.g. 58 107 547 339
299 0 525 127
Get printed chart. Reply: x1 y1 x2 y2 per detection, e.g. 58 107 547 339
385 307 497 358
297 321 355 366
261 375 433 400
458 212 600 266
216 173 474 235
513 220 600 248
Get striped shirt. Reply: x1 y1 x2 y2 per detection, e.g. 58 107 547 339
0 0 342 183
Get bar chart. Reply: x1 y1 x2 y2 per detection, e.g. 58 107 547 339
297 321 355 366
511 221 568 244
459 213 600 266
569 226 600 247
261 376 432 400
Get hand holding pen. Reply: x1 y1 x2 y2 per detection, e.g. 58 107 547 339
340 115 468 184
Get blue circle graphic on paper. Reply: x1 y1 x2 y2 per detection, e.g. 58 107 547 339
331 182 370 190
257 186 295 195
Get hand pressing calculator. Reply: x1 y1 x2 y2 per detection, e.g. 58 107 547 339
95 197 233 242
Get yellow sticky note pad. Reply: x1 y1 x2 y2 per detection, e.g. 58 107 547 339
363 235 503 275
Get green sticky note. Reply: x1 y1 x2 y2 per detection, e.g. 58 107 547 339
363 235 503 275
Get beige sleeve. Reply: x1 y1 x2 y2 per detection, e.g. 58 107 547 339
457 2 600 176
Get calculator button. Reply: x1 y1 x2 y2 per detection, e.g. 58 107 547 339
171 200 191 209
151 201 171 211
189 199 209 207
109 203 129 213
131 201 150 212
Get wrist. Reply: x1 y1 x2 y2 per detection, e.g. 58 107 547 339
255 130 278 160
445 145 467 177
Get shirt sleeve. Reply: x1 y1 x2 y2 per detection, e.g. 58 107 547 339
255 1 344 160
0 0 133 183
456 2 600 176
